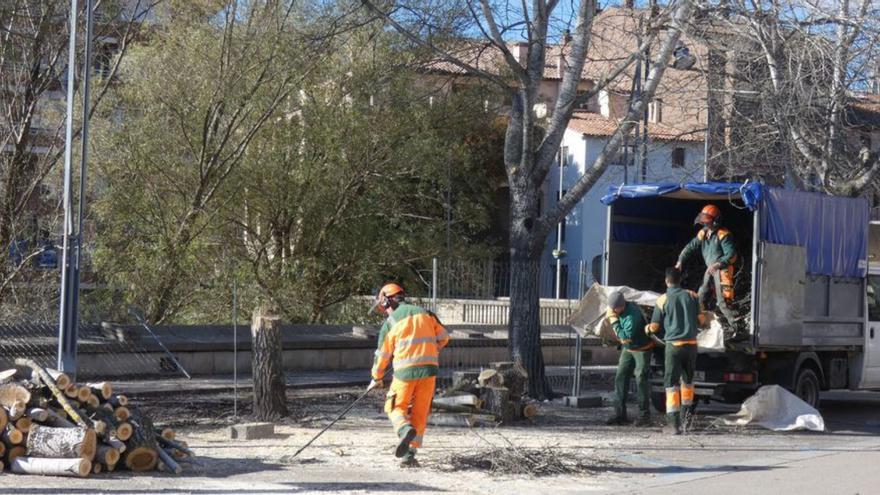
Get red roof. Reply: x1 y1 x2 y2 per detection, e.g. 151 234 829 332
566 111 703 142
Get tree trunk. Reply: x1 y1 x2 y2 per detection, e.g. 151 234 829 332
10 457 91 477
26 425 96 460
508 217 551 400
251 305 288 420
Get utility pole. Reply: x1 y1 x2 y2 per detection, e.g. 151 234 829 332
58 0 95 376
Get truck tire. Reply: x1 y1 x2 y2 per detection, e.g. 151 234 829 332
651 391 666 413
794 366 821 409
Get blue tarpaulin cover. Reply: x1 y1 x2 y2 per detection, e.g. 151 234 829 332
603 182 869 278
760 188 869 278
601 182 763 209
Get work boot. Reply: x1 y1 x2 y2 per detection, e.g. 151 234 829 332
664 413 681 435
400 449 419 468
605 415 628 426
633 415 652 427
662 423 681 435
681 406 696 433
395 426 417 458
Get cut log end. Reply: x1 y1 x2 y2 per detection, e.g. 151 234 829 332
100 446 121 466
76 387 92 403
4 426 24 445
87 395 101 409
7 446 26 462
115 407 131 421
116 422 133 442
522 403 539 419
88 382 112 400
125 447 158 472
161 428 175 441
0 384 31 409
92 462 102 474
15 417 32 433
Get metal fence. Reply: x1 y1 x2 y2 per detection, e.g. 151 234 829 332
413 258 594 301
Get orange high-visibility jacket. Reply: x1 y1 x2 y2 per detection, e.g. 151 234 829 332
372 304 450 381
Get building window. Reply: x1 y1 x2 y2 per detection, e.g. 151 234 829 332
649 99 663 123
558 146 571 167
672 147 686 168
610 144 636 166
575 89 592 111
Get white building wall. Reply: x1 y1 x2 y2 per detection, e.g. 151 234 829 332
541 130 703 298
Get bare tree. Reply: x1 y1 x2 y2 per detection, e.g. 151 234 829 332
712 0 880 195
0 1 156 313
361 0 696 397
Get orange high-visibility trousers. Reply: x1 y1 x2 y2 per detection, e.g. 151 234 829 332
384 376 436 449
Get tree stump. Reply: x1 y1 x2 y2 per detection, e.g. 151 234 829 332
482 387 518 423
251 306 288 421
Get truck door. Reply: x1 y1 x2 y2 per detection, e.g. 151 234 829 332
863 274 880 388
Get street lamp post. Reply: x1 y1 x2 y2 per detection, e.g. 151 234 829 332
554 150 567 299
58 0 95 376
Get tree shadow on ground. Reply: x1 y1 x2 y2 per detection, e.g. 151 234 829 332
601 464 781 475
7 481 443 494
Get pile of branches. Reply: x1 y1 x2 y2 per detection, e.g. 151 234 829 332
444 446 605 477
0 359 193 477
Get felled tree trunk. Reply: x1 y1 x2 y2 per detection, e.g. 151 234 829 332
251 306 288 421
26 425 96 460
482 387 518 423
10 457 91 477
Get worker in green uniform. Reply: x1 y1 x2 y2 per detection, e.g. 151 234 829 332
675 204 738 330
604 291 654 426
647 268 704 435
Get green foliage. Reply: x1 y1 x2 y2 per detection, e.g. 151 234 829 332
92 7 503 324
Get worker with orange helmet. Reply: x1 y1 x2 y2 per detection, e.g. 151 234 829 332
369 283 450 467
675 204 738 328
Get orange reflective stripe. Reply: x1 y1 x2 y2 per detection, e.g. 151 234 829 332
717 228 731 240
671 339 697 346
681 384 695 405
629 342 655 352
697 229 706 241
666 387 681 413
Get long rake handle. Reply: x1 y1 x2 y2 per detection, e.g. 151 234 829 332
290 386 374 459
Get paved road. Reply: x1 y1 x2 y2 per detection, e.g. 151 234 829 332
602 390 880 494
3 390 878 495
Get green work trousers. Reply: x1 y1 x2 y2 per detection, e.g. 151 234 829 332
664 343 697 425
614 348 651 419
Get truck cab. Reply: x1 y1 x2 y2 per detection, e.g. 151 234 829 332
601 182 879 410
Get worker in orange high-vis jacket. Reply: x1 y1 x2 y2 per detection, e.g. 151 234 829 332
369 283 450 468
675 204 739 330
647 268 705 435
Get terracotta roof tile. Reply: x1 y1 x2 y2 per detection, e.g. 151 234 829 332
567 110 703 142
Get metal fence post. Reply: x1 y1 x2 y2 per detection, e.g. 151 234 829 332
432 257 438 311
572 333 583 397
233 277 238 419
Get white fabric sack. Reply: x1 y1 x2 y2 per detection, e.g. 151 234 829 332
696 313 725 353
568 283 725 353
720 385 825 432
567 283 660 341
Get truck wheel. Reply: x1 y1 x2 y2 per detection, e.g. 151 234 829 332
794 366 821 409
651 391 666 413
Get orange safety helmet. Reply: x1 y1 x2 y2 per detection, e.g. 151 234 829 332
372 283 405 314
694 204 721 226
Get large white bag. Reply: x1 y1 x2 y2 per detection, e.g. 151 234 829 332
720 385 825 432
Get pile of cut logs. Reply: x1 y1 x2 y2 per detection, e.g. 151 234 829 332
0 358 192 477
430 362 538 427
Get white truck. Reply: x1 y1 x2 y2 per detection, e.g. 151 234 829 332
601 182 880 410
